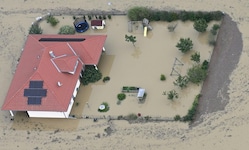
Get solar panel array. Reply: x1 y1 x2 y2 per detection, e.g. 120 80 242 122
24 81 47 105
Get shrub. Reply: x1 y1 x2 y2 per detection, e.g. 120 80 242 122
187 65 207 84
166 12 179 22
98 102 110 112
150 11 160 21
88 15 92 20
210 24 220 35
202 12 213 22
80 65 102 85
126 113 138 120
193 18 208 32
103 15 106 20
58 25 75 34
178 10 189 22
191 52 200 63
46 15 59 26
103 76 110 82
163 90 178 100
182 94 201 122
29 24 43 34
174 115 181 121
73 16 76 20
201 60 209 70
125 34 137 46
117 93 126 101
160 74 166 81
187 11 197 21
127 6 151 21
208 39 216 46
107 15 111 19
210 11 224 21
173 75 189 89
176 38 193 53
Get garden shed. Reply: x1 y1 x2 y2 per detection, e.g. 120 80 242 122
91 20 105 29
137 88 145 100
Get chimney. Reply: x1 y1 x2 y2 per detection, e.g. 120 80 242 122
57 82 62 87
49 51 56 58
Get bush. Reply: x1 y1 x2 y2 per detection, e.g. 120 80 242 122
150 11 160 21
46 15 59 26
201 60 209 70
160 74 166 81
117 93 126 101
163 90 178 100
176 38 193 53
210 11 224 21
103 76 110 82
193 19 208 32
166 12 179 22
191 52 200 63
127 6 151 21
210 24 220 35
80 65 102 85
178 10 189 22
174 115 181 121
98 102 110 112
183 94 201 122
88 15 92 20
29 24 43 34
107 15 111 19
173 75 189 89
58 25 75 34
187 65 207 84
126 113 138 120
208 39 216 46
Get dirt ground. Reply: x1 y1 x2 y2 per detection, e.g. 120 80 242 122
192 14 243 126
1 0 249 150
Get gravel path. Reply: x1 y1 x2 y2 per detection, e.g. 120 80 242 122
192 14 243 126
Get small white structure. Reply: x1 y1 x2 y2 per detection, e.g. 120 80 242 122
137 88 145 100
91 20 105 30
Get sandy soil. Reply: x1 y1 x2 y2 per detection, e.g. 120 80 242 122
1 0 249 150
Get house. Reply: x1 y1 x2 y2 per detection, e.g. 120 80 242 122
91 20 105 30
1 34 107 119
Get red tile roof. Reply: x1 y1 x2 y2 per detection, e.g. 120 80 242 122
2 34 107 111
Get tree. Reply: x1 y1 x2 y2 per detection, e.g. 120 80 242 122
46 15 59 26
191 52 200 63
187 65 207 84
176 38 193 53
193 18 208 32
29 24 42 34
173 75 189 89
58 25 75 34
80 65 102 85
125 34 137 46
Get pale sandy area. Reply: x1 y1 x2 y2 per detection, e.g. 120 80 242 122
0 0 249 150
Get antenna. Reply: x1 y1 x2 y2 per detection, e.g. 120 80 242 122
49 51 56 58
57 82 62 87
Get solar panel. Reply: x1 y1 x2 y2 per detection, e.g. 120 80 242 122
28 97 42 105
24 89 47 97
39 38 85 42
29 81 43 88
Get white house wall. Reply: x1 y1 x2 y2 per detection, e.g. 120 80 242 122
27 110 66 118
27 79 80 118
73 79 80 98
